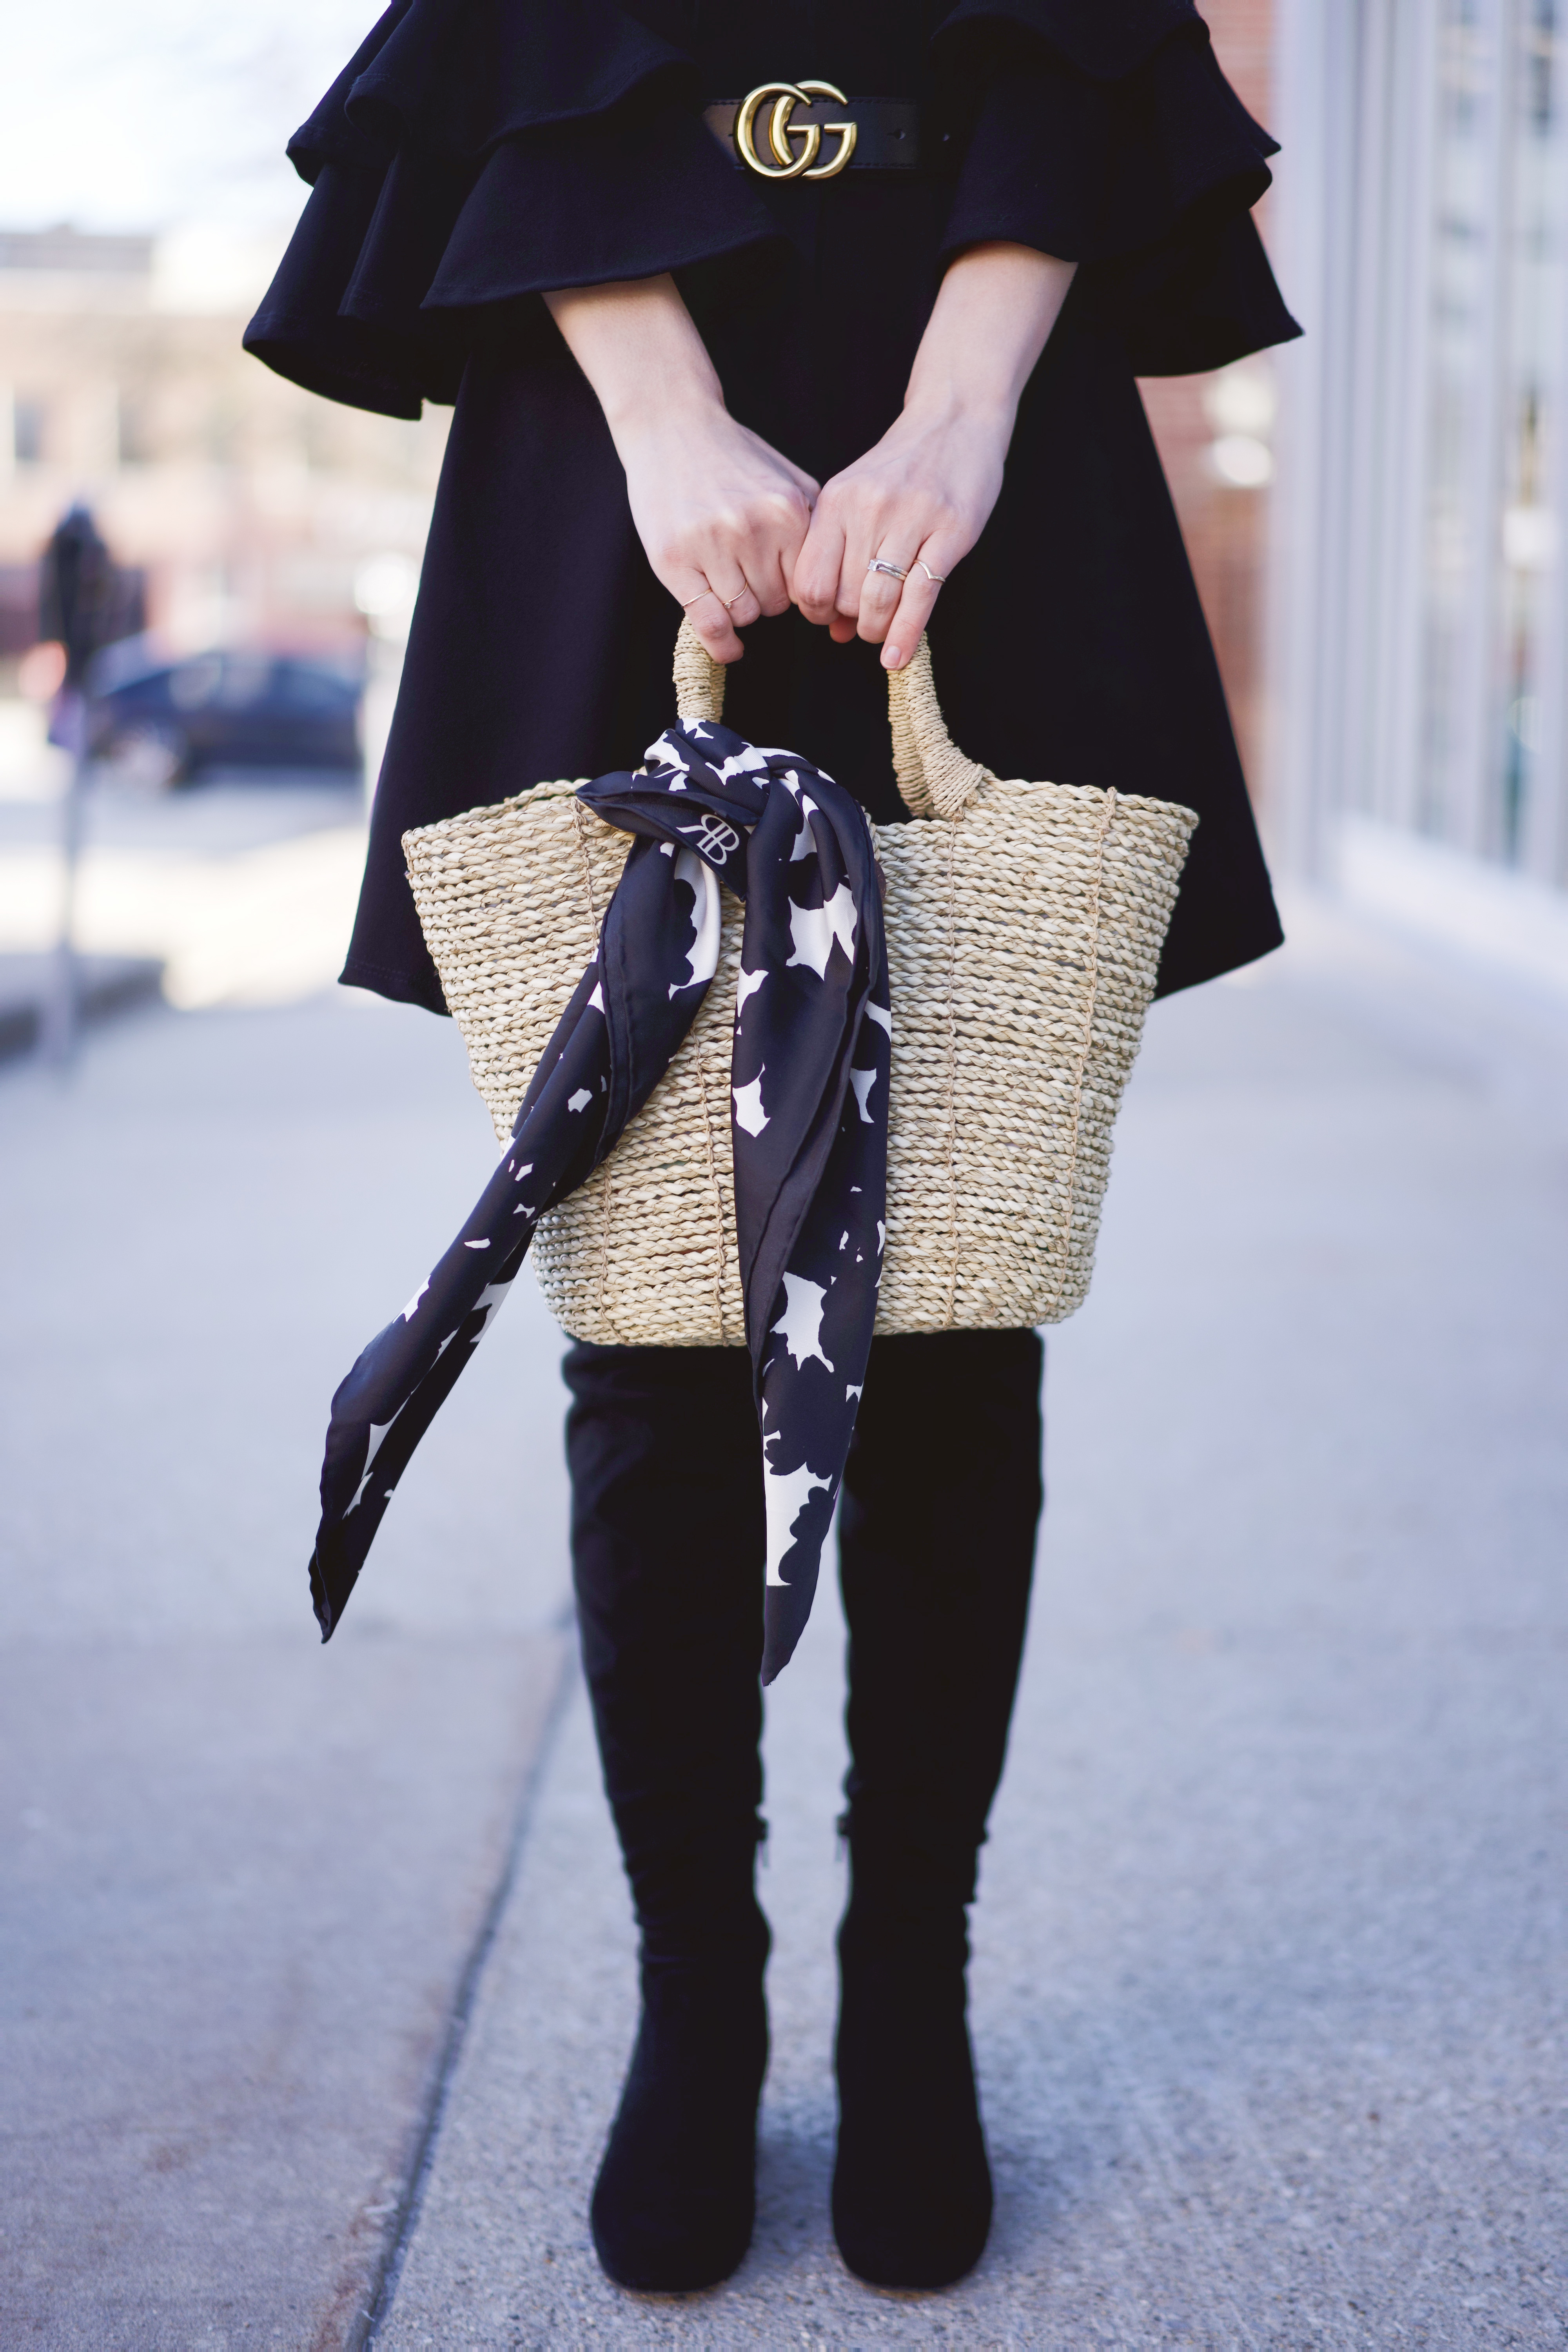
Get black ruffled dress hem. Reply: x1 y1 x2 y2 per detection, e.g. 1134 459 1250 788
247 0 1299 420
245 1 779 421
936 9 1300 374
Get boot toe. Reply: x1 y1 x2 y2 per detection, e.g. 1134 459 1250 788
831 2122 993 2289
591 2158 755 2293
589 1969 767 2294
831 1920 994 2290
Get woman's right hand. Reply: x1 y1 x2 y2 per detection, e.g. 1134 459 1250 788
616 403 818 664
545 275 817 663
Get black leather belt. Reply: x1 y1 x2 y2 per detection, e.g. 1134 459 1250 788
704 85 923 178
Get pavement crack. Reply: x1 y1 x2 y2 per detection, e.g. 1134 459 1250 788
349 1636 582 2352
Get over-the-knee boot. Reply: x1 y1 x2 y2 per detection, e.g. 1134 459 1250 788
564 1339 770 2293
831 1327 1044 2290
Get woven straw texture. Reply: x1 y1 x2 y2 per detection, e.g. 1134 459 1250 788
403 627 1196 1343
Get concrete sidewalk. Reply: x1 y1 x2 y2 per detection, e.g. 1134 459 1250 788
370 904 1568 2350
0 991 576 2349
2 899 1564 2348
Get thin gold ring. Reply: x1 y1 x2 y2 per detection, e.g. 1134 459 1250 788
916 561 948 586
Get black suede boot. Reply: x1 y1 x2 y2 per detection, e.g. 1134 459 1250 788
833 1821 993 2288
590 1841 770 2291
565 1340 771 2294
830 1328 1044 2290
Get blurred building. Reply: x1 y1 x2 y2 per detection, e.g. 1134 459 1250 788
0 225 446 664
1271 0 1568 969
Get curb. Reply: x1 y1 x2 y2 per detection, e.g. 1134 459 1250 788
0 953 166 1066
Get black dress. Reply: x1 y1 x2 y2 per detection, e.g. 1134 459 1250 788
247 0 1298 1014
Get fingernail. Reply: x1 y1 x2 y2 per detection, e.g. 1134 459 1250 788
884 644 902 669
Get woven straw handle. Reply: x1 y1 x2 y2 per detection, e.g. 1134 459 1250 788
671 618 988 822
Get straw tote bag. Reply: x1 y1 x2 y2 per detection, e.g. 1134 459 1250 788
403 622 1197 1345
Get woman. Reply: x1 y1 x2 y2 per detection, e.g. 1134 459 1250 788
249 0 1296 2298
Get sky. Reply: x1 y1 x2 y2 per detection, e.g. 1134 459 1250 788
0 0 384 238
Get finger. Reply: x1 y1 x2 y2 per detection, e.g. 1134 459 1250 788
746 536 795 618
878 547 956 670
755 559 793 617
835 521 882 621
697 562 768 649
791 510 848 624
724 452 815 604
851 555 912 649
834 506 906 632
720 580 763 628
855 550 918 646
677 583 744 664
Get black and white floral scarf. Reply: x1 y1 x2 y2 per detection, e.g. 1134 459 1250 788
310 718 891 1683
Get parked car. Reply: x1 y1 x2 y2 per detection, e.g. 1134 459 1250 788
87 640 364 784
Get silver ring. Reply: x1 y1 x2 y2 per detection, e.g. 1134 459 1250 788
915 561 948 586
866 557 909 582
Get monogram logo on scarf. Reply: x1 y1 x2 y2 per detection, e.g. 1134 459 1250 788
677 810 742 866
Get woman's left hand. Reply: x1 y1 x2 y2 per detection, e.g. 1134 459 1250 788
790 403 1011 668
791 242 1078 666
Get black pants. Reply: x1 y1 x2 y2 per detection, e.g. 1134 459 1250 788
563 1327 1045 1949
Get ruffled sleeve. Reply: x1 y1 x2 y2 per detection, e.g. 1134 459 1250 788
244 0 776 419
934 2 1301 375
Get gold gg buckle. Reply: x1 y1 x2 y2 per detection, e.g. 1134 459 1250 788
733 81 860 181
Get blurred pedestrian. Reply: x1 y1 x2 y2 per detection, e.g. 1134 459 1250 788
249 0 1297 2298
38 503 118 766
36 504 118 1060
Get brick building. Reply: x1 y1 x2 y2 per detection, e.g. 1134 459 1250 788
0 227 446 664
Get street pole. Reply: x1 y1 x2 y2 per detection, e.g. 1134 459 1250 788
41 688 89 1068
36 505 117 1071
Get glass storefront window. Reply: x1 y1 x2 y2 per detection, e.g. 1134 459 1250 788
1498 0 1564 863
1422 0 1495 848
1421 0 1565 871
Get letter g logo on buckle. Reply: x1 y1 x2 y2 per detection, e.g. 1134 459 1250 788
734 80 859 181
